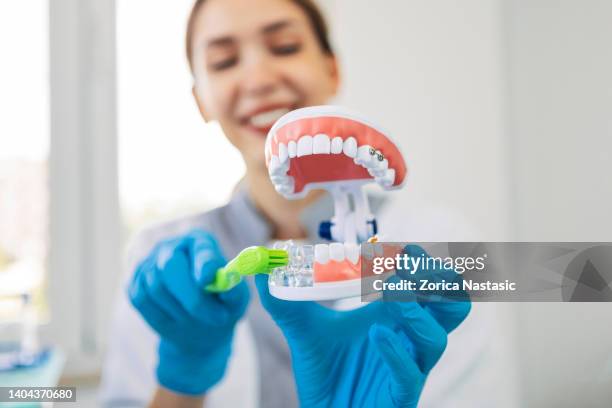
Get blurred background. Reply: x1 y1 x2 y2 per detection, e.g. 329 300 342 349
0 0 611 406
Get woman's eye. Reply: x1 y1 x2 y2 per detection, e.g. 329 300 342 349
271 43 301 56
210 57 238 71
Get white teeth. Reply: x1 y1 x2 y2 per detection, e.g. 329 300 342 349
376 169 395 187
356 145 374 166
268 155 286 176
274 177 294 194
367 168 381 178
344 243 360 264
384 169 396 186
315 244 330 264
329 243 345 261
375 158 388 172
275 185 290 194
288 140 297 158
368 157 388 177
272 133 396 193
343 137 358 158
249 108 290 127
270 171 292 185
270 174 288 184
278 143 288 164
269 155 279 169
297 135 313 157
312 134 331 154
331 137 343 154
374 169 387 178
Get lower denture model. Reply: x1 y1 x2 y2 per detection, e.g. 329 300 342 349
264 106 407 301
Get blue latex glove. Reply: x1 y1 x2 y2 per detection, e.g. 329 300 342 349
255 245 470 407
129 230 250 395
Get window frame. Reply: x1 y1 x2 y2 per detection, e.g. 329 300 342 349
47 0 121 376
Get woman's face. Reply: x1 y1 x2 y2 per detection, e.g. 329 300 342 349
191 0 340 169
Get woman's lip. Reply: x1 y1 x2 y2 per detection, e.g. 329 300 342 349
240 103 294 122
239 103 303 136
243 123 273 136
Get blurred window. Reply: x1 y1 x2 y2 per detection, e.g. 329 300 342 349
0 1 49 321
117 0 245 236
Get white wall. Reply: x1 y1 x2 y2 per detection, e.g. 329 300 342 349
326 0 510 240
505 1 612 406
326 1 612 406
506 0 612 242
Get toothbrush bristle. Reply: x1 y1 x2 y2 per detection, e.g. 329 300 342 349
268 249 289 266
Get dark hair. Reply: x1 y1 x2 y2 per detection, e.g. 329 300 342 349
185 0 334 72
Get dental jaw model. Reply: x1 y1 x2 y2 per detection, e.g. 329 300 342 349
265 106 407 301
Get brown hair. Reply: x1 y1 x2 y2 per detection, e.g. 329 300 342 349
185 0 334 72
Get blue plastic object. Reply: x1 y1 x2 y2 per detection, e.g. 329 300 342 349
318 220 333 241
318 218 378 242
0 344 51 372
368 218 378 236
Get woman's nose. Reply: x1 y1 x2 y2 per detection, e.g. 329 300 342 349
240 54 280 97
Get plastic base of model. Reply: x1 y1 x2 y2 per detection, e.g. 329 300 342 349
269 278 362 301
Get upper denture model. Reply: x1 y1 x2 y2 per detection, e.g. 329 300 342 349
264 106 408 300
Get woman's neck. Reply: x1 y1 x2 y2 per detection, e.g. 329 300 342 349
245 164 324 240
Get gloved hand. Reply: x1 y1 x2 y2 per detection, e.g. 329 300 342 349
129 230 250 395
255 245 470 407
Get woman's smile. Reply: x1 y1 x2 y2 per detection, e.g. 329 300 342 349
240 104 296 136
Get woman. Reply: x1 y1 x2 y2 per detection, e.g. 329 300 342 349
100 1 507 407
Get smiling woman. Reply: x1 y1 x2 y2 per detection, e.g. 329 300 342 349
187 0 340 176
105 1 344 406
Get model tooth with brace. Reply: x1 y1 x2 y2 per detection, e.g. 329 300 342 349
265 105 408 301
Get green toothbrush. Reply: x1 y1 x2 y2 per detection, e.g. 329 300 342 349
205 246 289 293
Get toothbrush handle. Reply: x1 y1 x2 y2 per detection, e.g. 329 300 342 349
205 267 241 293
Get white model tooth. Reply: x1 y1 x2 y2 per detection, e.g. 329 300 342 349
369 159 388 177
329 242 345 262
297 135 313 157
375 158 388 172
356 145 373 166
385 169 396 186
314 244 330 264
312 134 330 154
274 178 294 194
377 169 395 187
365 153 377 168
268 155 283 176
344 243 360 264
278 143 288 164
270 174 290 185
331 137 343 154
375 169 387 178
288 140 297 158
275 184 288 194
343 137 357 158
368 168 386 179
